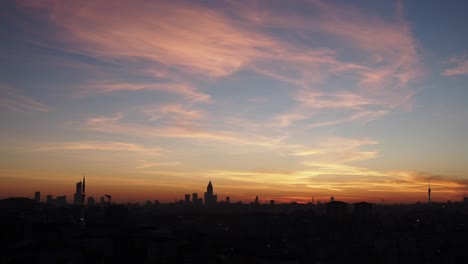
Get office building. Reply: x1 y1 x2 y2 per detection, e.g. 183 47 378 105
34 191 40 203
74 181 83 205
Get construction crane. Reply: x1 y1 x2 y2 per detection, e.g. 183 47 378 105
80 175 86 226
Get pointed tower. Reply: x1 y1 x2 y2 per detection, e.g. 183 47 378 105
428 180 431 204
207 180 213 194
204 180 217 208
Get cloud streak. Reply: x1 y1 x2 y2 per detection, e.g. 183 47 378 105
28 141 162 154
442 54 468 76
142 104 206 123
20 0 422 95
0 85 52 113
79 82 211 103
80 113 289 149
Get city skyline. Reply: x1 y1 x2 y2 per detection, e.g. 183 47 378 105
19 177 455 205
1 0 468 203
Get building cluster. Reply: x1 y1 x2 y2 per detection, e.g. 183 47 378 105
33 176 112 208
182 180 222 207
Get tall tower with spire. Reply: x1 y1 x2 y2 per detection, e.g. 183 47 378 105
428 180 432 204
80 175 86 226
207 180 213 194
204 180 217 208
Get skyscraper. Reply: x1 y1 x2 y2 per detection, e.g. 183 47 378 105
74 180 82 205
34 191 40 203
192 193 198 206
428 181 432 204
204 180 217 208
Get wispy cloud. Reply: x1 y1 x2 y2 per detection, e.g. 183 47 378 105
19 0 271 79
81 113 379 164
231 0 422 91
308 110 389 128
79 113 290 149
136 160 181 169
20 0 422 96
16 0 424 137
293 136 379 163
295 90 379 110
0 85 52 113
28 141 162 154
442 54 468 76
142 104 205 123
78 82 211 103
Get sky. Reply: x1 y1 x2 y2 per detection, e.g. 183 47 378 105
1 0 467 204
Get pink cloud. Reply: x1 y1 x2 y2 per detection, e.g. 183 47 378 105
230 0 423 104
20 0 271 78
16 0 425 141
19 0 422 102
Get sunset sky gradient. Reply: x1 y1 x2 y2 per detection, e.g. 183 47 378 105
1 0 467 203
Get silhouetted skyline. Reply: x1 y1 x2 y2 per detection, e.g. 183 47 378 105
24 178 468 206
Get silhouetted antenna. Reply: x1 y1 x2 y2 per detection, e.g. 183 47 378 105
80 174 86 227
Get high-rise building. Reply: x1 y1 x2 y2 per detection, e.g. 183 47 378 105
204 181 217 208
34 191 41 203
254 196 259 205
46 195 53 204
185 194 191 204
74 181 83 205
226 196 230 204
